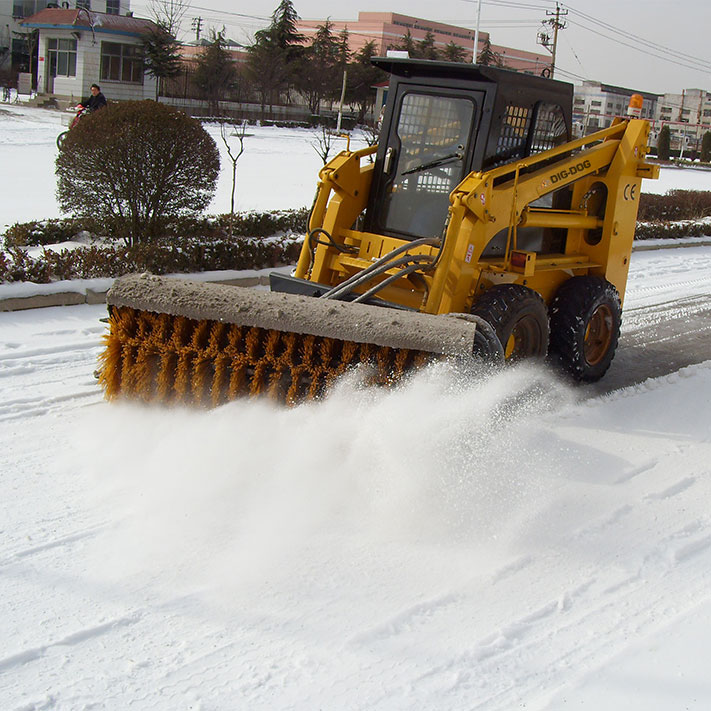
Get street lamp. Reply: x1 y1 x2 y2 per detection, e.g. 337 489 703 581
473 0 482 63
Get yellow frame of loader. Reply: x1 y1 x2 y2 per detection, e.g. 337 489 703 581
295 118 659 314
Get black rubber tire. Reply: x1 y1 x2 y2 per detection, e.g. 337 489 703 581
548 276 621 382
56 131 69 149
445 313 505 364
471 284 549 362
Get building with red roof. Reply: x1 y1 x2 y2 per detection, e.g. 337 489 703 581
18 7 157 101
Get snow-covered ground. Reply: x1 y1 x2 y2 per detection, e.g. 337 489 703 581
1 245 711 710
0 103 365 229
1 103 709 230
1 104 711 710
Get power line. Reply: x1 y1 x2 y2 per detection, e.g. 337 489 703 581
561 3 711 71
564 17 711 76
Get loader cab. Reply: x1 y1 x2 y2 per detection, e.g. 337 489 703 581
365 58 573 242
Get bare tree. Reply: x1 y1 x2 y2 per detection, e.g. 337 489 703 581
358 122 379 148
220 120 248 237
311 124 335 165
148 0 191 38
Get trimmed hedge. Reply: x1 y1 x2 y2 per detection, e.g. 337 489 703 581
1 209 309 284
1 234 303 284
637 190 711 222
3 191 711 285
3 209 309 249
634 221 711 241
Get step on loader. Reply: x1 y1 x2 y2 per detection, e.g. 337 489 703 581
98 58 659 406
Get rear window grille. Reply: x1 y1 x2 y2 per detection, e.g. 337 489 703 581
530 103 568 153
492 105 531 166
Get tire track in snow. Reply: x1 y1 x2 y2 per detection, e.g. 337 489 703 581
0 614 142 675
0 523 107 566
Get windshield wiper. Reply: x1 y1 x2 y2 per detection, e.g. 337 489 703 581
401 149 464 176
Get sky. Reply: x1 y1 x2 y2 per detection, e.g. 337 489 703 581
127 0 711 96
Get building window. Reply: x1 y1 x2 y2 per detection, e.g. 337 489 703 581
106 0 119 14
76 0 90 9
100 42 144 83
12 0 48 18
591 100 602 107
47 38 77 77
703 109 711 117
11 37 31 71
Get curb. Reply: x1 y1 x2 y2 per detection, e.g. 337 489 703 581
631 239 711 251
1 240 709 312
0 274 271 313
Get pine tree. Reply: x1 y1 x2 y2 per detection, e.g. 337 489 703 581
477 37 504 67
346 40 387 124
247 0 304 116
193 30 237 115
142 24 183 100
441 41 467 63
268 0 304 57
294 20 341 115
701 131 711 162
657 124 671 160
417 30 439 60
389 30 417 57
337 27 351 67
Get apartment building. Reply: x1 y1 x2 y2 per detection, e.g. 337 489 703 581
655 88 711 152
572 80 659 134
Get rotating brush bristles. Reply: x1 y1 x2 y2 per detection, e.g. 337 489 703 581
97 306 433 407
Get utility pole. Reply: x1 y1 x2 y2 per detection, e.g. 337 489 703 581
537 1 567 78
191 16 203 43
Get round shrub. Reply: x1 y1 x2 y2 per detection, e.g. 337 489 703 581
56 101 220 245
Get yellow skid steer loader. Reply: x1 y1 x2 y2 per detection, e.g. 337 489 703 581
99 58 658 406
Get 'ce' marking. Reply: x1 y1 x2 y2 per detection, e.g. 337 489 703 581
623 183 637 201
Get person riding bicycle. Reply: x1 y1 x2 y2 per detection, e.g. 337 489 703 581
78 84 107 113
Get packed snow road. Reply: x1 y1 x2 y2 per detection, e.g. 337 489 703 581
1 244 711 710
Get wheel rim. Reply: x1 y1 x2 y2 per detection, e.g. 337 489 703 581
584 304 613 365
505 316 542 360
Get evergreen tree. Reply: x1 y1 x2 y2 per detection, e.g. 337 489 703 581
417 30 439 60
477 37 504 67
193 30 238 115
246 0 304 116
389 29 417 57
142 23 183 100
246 39 289 116
294 20 341 115
345 40 387 124
337 27 351 67
656 124 671 160
701 131 711 162
267 0 305 59
441 41 467 63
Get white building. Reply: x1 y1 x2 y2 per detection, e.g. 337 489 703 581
1 0 130 77
654 89 711 153
573 80 659 135
19 6 156 102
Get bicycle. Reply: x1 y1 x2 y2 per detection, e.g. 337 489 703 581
56 105 90 149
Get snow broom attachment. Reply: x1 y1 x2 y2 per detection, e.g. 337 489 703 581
97 274 501 407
